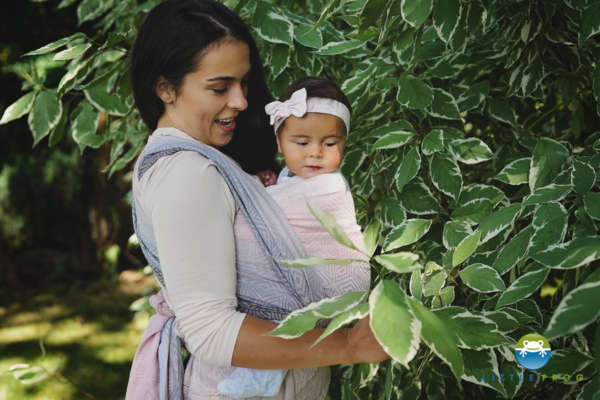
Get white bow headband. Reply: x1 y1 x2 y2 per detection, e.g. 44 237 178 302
264 88 351 134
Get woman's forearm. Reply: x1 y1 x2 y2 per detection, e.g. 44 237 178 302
231 314 354 369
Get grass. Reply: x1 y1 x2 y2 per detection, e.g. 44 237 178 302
0 271 156 400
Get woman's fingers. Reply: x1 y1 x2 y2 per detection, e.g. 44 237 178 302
256 170 277 186
346 315 390 364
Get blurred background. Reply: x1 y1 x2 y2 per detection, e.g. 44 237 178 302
1 3 153 399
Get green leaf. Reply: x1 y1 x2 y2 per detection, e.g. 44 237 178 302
429 88 461 120
71 101 103 151
278 257 360 268
375 252 421 274
401 0 433 27
584 192 600 220
341 147 368 176
408 298 464 381
410 270 422 300
48 100 68 147
394 146 421 191
307 202 360 251
383 219 432 252
529 137 570 191
266 290 367 338
495 157 530 185
77 0 111 25
373 131 414 150
532 236 600 270
522 184 571 206
571 159 596 194
432 286 455 307
456 81 489 113
429 152 462 200
478 203 522 244
253 1 294 46
57 57 93 97
421 129 444 156
529 202 568 256
423 268 446 297
453 231 481 267
495 265 549 309
312 303 369 347
449 138 493 164
376 197 407 227
435 308 514 350
545 279 600 340
362 219 380 258
315 39 364 55
22 32 86 56
53 43 91 61
461 349 507 396
458 184 505 206
294 23 323 48
459 263 505 293
481 311 519 333
581 3 600 42
0 92 36 125
443 220 473 249
538 349 593 377
488 98 517 127
451 199 494 224
27 89 62 146
84 74 130 116
369 280 421 366
396 73 433 110
493 225 534 275
432 0 460 43
399 180 439 215
579 376 600 400
269 44 290 79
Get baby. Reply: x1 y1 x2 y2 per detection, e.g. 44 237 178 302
218 77 369 398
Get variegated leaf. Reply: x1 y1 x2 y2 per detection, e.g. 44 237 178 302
370 280 421 366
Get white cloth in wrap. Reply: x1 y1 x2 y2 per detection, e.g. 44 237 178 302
218 171 370 398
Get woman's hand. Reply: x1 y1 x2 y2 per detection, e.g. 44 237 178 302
256 170 277 186
344 315 390 364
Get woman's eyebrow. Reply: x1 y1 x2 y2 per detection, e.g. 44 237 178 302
206 76 236 82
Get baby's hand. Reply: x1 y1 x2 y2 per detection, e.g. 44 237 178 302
256 170 277 187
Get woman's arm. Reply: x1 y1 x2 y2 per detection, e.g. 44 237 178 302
233 314 388 369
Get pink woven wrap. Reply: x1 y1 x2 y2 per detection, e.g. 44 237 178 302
126 172 369 399
126 292 174 399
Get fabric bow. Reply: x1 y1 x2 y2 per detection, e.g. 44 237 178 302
264 88 308 127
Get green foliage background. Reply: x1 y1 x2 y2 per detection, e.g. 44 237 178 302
2 0 600 398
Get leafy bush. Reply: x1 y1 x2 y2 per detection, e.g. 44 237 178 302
2 0 599 398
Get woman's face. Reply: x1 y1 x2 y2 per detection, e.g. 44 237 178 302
156 37 251 147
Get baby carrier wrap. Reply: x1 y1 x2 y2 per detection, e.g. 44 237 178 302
126 129 369 399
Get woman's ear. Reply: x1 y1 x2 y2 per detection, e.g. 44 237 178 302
155 76 175 105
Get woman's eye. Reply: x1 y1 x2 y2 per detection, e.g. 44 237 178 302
213 88 227 94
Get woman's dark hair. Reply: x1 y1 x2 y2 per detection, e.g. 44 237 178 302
277 76 352 134
131 0 277 173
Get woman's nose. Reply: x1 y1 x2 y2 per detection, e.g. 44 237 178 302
228 85 248 111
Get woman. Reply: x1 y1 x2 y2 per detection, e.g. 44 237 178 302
127 1 389 399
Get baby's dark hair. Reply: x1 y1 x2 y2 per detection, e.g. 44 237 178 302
277 76 352 134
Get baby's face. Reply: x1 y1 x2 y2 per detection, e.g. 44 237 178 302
276 112 346 179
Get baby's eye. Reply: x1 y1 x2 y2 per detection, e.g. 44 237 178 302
325 142 338 147
295 141 308 146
